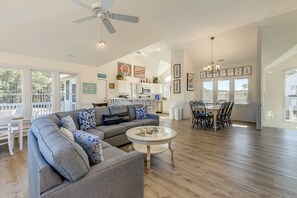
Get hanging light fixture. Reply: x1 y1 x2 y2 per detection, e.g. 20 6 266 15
98 23 106 48
204 37 220 73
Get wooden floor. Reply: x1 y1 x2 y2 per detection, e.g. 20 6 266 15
1 116 297 198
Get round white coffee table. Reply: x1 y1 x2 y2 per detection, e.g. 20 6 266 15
126 126 177 170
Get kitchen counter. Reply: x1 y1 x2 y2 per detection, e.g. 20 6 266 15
109 98 157 113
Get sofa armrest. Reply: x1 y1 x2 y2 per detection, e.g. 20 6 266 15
148 113 159 125
41 151 144 198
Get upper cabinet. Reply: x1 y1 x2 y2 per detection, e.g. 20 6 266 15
116 80 130 94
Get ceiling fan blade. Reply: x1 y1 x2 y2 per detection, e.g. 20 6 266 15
70 0 92 11
102 18 116 33
110 13 139 23
101 0 115 10
72 15 96 23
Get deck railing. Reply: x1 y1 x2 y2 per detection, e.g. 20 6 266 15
0 102 53 116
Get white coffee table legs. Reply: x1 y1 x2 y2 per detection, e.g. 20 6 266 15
146 145 151 170
169 141 174 163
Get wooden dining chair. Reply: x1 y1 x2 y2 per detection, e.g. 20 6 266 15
0 111 16 155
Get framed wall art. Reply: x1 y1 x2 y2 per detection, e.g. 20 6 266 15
109 83 115 89
243 66 252 75
206 72 213 78
213 72 219 78
173 79 181 94
227 68 234 76
200 71 206 79
118 62 132 76
82 83 97 94
219 69 227 77
187 73 194 91
173 64 181 78
134 65 145 78
234 67 243 76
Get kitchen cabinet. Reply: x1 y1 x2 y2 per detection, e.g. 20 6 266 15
116 80 130 94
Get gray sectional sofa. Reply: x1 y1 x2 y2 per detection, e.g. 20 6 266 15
28 104 159 198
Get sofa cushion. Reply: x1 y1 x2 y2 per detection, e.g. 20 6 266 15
59 127 74 141
101 141 112 149
61 115 77 132
109 105 128 114
119 121 143 130
56 109 86 129
96 125 126 139
85 128 104 140
78 109 96 130
132 119 158 126
73 130 104 166
102 147 126 161
89 107 110 126
30 118 90 182
135 106 149 119
127 105 143 120
102 114 124 125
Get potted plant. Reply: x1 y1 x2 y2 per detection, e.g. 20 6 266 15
116 73 124 80
153 77 159 83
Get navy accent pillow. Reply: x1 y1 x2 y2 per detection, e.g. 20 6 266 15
117 111 130 122
135 106 149 119
73 130 104 166
102 114 124 125
78 109 96 131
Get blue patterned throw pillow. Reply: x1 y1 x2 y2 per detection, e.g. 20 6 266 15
78 109 96 131
61 115 77 132
73 130 104 165
135 106 149 119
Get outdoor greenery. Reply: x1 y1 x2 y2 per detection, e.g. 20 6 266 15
0 68 52 103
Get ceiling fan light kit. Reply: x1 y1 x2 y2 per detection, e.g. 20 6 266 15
204 37 221 74
71 0 140 34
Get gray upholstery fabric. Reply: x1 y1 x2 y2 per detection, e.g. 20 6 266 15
96 124 126 139
43 114 61 127
119 121 143 130
148 114 160 126
41 151 144 198
103 147 126 160
104 133 130 147
109 105 128 114
132 119 158 126
101 141 112 149
85 128 104 140
127 105 143 120
28 130 62 197
31 118 90 182
89 107 110 126
55 109 86 129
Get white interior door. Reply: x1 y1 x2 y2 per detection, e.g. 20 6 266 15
98 79 107 102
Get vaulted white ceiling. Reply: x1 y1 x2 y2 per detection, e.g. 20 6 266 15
1 0 297 67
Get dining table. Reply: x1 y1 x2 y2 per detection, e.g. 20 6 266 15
12 116 24 150
193 104 221 131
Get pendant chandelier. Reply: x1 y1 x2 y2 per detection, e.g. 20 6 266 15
204 37 220 73
98 23 106 48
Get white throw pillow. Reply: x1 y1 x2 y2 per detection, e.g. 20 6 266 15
60 127 74 141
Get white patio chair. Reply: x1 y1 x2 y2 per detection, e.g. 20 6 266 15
0 111 18 155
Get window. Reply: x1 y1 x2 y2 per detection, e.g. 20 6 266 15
0 68 22 113
66 80 70 101
234 79 248 104
32 71 53 116
217 80 229 101
203 81 213 103
285 69 297 122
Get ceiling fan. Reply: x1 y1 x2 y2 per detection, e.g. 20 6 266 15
71 0 139 34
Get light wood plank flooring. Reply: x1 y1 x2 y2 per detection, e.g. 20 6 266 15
1 116 297 198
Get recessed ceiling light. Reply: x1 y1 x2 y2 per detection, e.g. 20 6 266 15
137 51 145 55
67 53 77 58
157 48 160 51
